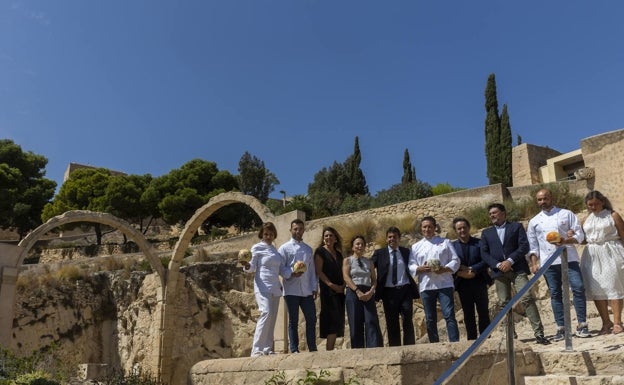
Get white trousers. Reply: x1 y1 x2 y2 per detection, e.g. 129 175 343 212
251 292 281 356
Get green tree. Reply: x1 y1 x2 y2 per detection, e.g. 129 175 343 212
431 182 465 196
343 137 369 195
42 168 112 244
499 104 513 186
373 181 432 207
307 137 371 217
401 148 415 184
105 174 153 235
484 73 501 185
145 159 238 226
307 162 345 217
484 73 513 186
0 140 56 239
237 151 279 203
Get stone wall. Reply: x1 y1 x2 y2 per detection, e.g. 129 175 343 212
581 128 624 212
189 340 542 385
512 143 561 186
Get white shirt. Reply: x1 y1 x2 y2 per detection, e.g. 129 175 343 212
244 241 289 296
279 238 317 296
385 247 410 287
527 206 584 266
409 236 460 291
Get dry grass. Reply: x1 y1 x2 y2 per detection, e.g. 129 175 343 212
374 214 417 247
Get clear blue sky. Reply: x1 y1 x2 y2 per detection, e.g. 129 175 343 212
2 1 623 198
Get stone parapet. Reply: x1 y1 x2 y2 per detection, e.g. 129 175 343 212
189 340 541 385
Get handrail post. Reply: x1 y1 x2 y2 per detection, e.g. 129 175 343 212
506 311 516 385
561 247 573 351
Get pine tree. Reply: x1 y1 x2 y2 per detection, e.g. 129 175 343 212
500 104 513 186
402 148 415 184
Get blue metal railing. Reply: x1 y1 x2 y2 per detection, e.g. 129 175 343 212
433 246 572 385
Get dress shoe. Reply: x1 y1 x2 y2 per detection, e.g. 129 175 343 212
535 335 551 345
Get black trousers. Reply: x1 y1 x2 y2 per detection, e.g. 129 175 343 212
381 285 415 346
456 279 490 340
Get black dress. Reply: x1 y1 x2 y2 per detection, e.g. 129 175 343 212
315 246 346 338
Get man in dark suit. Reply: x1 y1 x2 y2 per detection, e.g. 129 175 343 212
480 203 550 345
451 217 491 340
372 226 419 346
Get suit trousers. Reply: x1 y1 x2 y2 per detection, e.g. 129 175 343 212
494 271 545 338
456 279 491 340
381 284 415 346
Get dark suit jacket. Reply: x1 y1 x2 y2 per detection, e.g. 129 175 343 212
480 221 530 278
372 246 419 300
451 236 492 288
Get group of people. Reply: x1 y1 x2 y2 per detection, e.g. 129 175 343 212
242 189 624 356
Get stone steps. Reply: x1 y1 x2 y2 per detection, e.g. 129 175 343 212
523 350 624 385
524 374 624 385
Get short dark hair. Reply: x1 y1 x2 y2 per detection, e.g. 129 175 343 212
452 217 471 229
258 222 277 239
386 226 401 238
487 203 506 213
290 218 305 228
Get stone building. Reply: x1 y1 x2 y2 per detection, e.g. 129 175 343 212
512 128 624 211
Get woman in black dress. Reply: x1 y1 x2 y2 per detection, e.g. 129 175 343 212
314 226 346 350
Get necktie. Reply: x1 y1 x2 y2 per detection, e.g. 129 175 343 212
391 250 398 285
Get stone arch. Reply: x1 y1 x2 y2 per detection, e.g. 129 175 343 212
18 210 166 289
159 192 274 385
168 192 274 269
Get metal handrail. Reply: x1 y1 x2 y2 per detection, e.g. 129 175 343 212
433 246 571 385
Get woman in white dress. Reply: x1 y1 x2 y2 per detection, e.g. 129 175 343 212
580 191 624 335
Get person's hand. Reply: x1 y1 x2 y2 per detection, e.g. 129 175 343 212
329 282 344 294
456 270 475 279
291 271 303 278
498 260 512 273
530 263 539 274
418 264 432 273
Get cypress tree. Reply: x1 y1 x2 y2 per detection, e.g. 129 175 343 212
344 136 369 195
500 104 513 186
484 73 501 184
402 148 415 184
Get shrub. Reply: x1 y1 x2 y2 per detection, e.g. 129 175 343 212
53 265 84 283
102 368 161 385
11 371 59 385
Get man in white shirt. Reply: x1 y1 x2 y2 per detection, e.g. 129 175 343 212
527 188 590 340
279 219 318 353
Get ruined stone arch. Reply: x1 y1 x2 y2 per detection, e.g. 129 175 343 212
169 192 274 269
159 192 274 385
18 210 167 289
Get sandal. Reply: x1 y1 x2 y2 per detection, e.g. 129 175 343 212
599 322 614 335
613 323 624 335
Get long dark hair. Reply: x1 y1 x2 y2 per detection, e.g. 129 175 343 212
584 190 613 211
319 226 343 252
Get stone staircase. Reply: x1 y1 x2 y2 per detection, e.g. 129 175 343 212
524 350 624 385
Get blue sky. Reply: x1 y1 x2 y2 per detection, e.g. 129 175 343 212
2 1 623 198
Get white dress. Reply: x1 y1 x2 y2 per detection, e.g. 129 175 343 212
581 209 624 300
